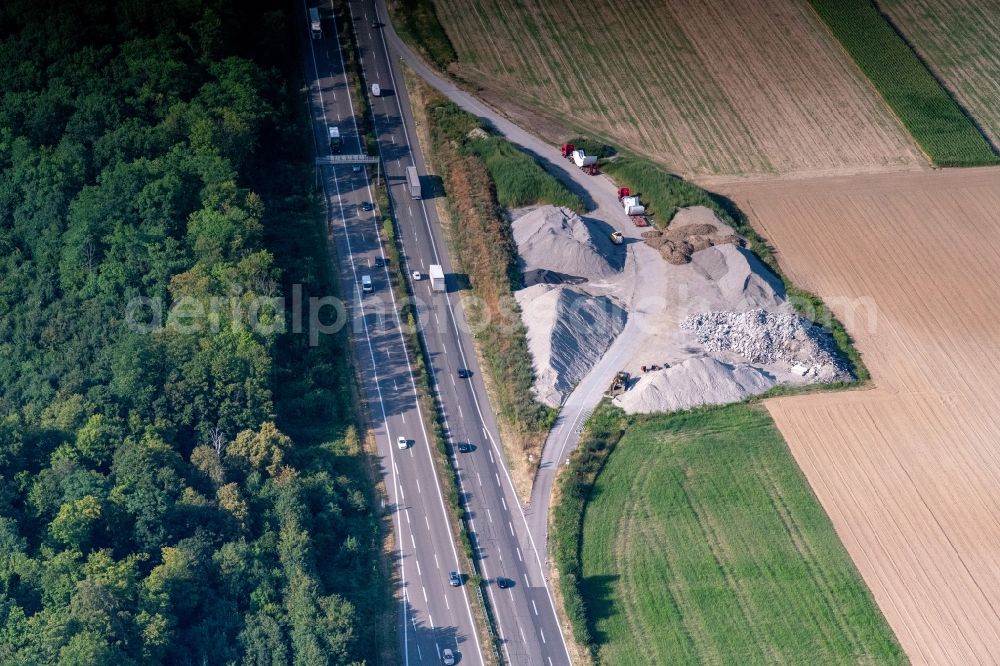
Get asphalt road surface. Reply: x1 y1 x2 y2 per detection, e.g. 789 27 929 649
301 0 573 664
299 3 482 665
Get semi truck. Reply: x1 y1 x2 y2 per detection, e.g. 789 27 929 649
406 166 421 199
309 7 322 39
429 264 445 292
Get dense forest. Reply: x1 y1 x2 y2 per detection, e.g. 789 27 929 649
0 0 385 663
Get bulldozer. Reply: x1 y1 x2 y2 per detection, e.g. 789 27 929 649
605 371 629 398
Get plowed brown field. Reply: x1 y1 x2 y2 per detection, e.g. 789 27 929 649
721 167 1000 665
434 0 926 176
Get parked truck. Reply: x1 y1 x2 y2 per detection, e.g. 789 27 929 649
309 7 322 39
429 264 445 292
618 187 649 224
406 165 421 199
328 126 341 153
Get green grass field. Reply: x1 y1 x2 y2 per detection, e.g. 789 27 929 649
807 0 998 166
578 404 905 665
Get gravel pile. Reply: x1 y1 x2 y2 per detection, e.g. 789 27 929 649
512 206 622 281
681 308 851 381
517 284 627 407
614 356 775 414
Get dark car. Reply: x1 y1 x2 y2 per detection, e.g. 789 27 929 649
448 571 462 587
374 256 384 268
456 442 472 453
496 577 513 589
457 368 471 379
360 201 374 212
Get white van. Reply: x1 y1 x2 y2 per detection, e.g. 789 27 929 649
361 275 372 293
371 83 381 97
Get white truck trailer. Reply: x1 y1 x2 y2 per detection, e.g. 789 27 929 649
429 264 445 292
309 8 322 39
406 165 421 199
571 149 597 167
622 195 645 216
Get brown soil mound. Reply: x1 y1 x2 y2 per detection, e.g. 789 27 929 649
643 223 741 265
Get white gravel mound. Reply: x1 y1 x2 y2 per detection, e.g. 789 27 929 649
690 244 785 310
516 284 626 407
614 357 775 414
512 206 620 282
681 308 851 381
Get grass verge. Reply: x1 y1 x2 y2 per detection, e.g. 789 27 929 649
416 84 583 494
806 0 997 166
600 154 868 382
386 0 457 70
557 402 906 665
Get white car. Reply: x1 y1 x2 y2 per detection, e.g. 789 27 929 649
412 270 422 281
397 436 408 450
442 648 455 666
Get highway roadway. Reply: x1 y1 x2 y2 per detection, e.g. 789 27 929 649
362 0 643 561
299 3 482 664
301 0 573 664
347 1 573 663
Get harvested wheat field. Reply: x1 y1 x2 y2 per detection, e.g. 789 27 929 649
433 0 926 176
883 0 1000 148
721 167 1000 665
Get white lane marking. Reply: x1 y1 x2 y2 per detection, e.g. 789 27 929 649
408 205 413 216
540 628 547 644
477 473 482 486
444 595 450 610
496 473 501 487
410 534 415 549
434 311 440 325
549 658 554 666
400 413 406 423
416 645 421 659
405 509 410 524
516 547 523 562
428 613 434 629
435 643 441 660
458 405 463 418
482 426 488 438
415 478 421 494
422 586 427 602
488 449 495 464
434 552 440 569
416 559 421 576
486 509 493 524
508 521 515 537
391 134 396 143
501 496 507 511
524 573 529 586
519 626 527 643
393 379 398 390
451 374 456 386
425 516 431 530
532 600 538 616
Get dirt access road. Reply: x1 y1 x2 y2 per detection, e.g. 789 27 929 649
722 167 1000 665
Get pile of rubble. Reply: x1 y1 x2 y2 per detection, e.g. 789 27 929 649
681 309 851 381
641 206 743 265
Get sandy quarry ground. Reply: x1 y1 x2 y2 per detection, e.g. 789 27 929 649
434 0 926 177
720 167 1000 666
510 205 847 413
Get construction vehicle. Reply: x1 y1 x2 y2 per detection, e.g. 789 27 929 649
605 371 629 398
406 166 421 199
309 7 322 39
328 126 341 153
561 143 575 159
622 196 645 216
429 264 445 292
610 231 624 245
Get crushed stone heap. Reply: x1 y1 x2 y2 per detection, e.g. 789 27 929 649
516 284 626 407
512 206 621 282
681 308 851 381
